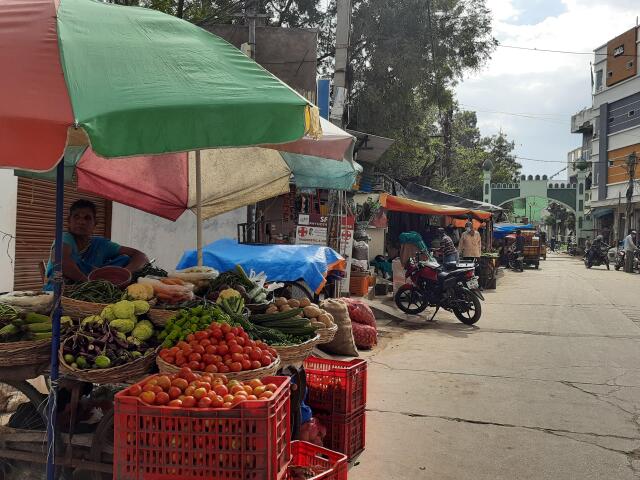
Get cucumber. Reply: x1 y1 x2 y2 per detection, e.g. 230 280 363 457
25 312 51 324
250 308 303 324
261 318 311 329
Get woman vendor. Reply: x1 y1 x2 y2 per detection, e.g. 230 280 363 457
45 199 148 287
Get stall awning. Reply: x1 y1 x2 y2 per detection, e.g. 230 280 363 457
379 193 492 220
592 208 614 219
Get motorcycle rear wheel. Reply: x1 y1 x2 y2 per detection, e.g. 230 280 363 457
394 285 428 315
453 289 482 325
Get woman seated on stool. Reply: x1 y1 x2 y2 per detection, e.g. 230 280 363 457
45 199 148 288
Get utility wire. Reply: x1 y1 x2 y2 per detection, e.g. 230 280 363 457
498 44 640 58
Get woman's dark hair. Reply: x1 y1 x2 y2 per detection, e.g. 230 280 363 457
70 199 97 218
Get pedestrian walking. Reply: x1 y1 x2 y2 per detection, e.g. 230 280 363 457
439 227 458 264
623 230 637 273
458 221 482 261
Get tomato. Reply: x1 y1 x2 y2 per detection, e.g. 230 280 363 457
214 384 229 397
223 394 235 404
250 348 262 360
228 344 242 355
198 396 212 408
260 355 272 367
265 383 278 393
211 328 223 339
196 382 212 391
218 374 229 384
231 352 244 363
217 345 229 356
186 334 195 342
164 355 176 365
193 345 205 355
243 385 253 395
198 362 206 371
167 399 182 408
168 386 182 399
188 353 202 363
139 391 156 405
227 339 238 348
176 341 188 349
225 332 236 342
259 391 274 400
230 385 245 395
211 395 225 408
231 395 245 406
188 361 201 370
199 338 211 347
236 337 245 347
248 379 263 389
267 348 277 357
253 385 267 396
221 323 231 334
171 378 188 390
201 354 214 365
181 396 196 408
243 354 250 360
241 359 252 370
230 362 242 372
155 391 170 405
169 346 180 355
142 384 156 393
195 331 208 341
222 402 233 408
181 346 192 356
184 386 196 397
205 345 217 355
219 365 230 374
128 385 142 397
250 360 262 370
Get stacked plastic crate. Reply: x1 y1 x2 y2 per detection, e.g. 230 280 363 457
303 357 367 461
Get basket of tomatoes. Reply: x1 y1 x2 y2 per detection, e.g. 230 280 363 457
156 322 281 382
114 368 291 480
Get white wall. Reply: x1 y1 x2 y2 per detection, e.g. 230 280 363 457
608 125 640 151
110 203 247 271
0 171 17 292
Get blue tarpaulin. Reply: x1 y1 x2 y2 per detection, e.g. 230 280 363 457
493 223 535 239
283 152 362 190
176 238 346 293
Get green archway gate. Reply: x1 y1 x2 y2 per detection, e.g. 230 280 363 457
481 159 589 242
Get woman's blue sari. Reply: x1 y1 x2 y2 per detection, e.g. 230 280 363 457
44 233 128 289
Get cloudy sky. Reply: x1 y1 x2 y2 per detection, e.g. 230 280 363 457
456 0 639 178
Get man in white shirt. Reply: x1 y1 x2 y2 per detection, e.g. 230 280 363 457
623 230 637 273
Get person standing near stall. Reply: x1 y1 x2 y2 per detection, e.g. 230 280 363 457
44 199 149 288
623 230 637 273
458 221 482 261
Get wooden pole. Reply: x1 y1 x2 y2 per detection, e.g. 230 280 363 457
196 150 203 267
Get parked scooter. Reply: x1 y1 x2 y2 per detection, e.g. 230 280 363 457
394 251 483 325
508 250 524 272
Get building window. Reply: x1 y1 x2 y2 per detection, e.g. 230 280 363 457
485 183 489 195
627 61 634 70
629 110 635 117
609 117 615 123
579 183 584 194
608 71 613 78
579 200 584 211
595 70 603 90
579 217 583 229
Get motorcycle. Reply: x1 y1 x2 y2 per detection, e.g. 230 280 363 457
508 250 524 272
614 247 640 271
394 251 484 325
584 243 610 269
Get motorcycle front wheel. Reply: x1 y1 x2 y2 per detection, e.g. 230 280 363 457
394 285 428 315
453 288 482 325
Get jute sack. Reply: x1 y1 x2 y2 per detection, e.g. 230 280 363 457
318 299 359 356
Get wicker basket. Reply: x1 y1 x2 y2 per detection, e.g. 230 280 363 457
147 308 178 327
156 355 281 382
59 339 157 384
0 338 52 367
61 297 109 320
315 324 338 345
273 334 320 368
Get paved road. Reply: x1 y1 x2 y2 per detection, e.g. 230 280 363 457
351 253 640 480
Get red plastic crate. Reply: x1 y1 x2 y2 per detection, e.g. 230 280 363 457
317 408 365 461
113 375 291 480
304 357 367 415
286 441 347 480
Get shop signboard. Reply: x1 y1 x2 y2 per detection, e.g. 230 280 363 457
296 214 328 245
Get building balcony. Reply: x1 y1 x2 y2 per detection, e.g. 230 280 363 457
571 108 595 134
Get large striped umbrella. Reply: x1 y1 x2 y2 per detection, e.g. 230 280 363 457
0 1 319 477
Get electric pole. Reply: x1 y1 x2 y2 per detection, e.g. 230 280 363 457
245 0 258 241
330 0 351 128
626 152 637 234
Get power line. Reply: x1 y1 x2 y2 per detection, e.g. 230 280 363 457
460 104 569 118
498 44 640 58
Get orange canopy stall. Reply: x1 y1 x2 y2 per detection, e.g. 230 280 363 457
379 192 492 220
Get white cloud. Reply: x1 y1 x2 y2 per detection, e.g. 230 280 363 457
457 0 639 176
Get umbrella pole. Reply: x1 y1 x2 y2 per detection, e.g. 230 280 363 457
196 150 203 267
46 159 64 480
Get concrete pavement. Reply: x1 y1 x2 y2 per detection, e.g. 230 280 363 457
350 253 640 480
